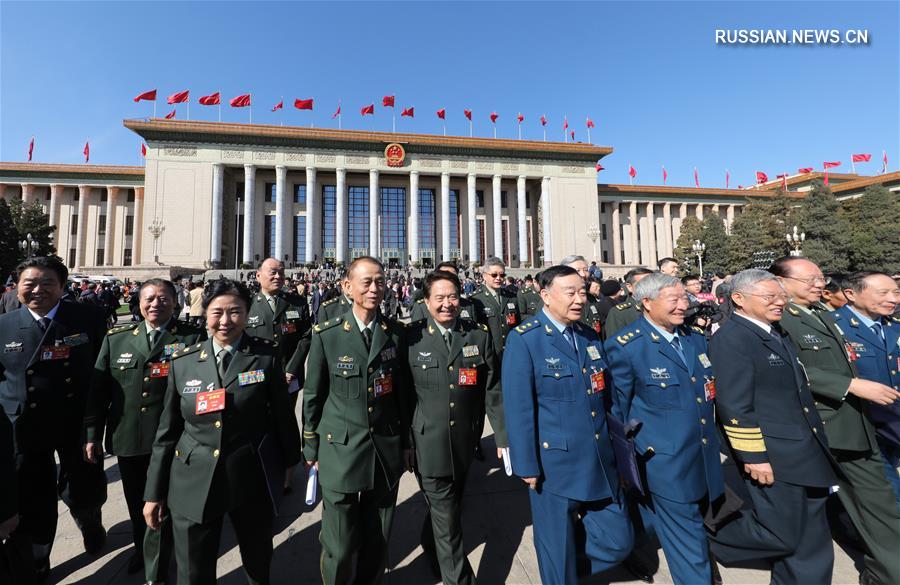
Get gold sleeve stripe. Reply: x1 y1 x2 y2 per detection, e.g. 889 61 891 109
726 431 763 440
722 425 763 434
727 437 767 452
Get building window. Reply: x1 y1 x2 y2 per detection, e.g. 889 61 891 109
123 249 132 266
294 216 306 263
348 186 369 252
71 214 79 235
526 193 531 209
600 203 607 213
477 219 486 264
476 190 484 208
45 190 51 201
380 187 406 253
418 189 435 253
501 218 510 265
100 192 107 203
68 248 76 267
125 215 134 236
265 182 276 203
74 191 80 202
500 191 507 209
602 250 609 263
321 185 336 253
449 190 460 251
96 249 104 266
98 215 106 236
127 190 135 203
264 215 276 258
294 184 306 206
601 224 607 241
236 183 245 202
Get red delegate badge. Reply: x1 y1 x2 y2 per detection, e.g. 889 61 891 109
149 362 170 378
195 389 225 415
505 313 517 326
844 342 858 362
704 379 717 401
41 345 70 361
458 368 478 386
280 322 297 335
589 370 605 394
374 373 393 397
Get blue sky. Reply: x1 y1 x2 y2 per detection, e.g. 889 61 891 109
1 1 897 187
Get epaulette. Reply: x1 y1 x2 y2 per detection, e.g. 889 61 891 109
691 325 704 334
616 327 642 346
312 318 343 334
614 302 631 311
479 323 489 332
171 342 204 359
891 316 900 323
107 323 138 336
415 298 425 304
787 306 800 316
514 319 540 334
248 335 278 349
321 297 338 306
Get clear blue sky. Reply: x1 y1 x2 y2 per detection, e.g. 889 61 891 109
2 1 897 187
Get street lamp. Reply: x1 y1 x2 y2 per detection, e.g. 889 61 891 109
786 225 805 256
148 218 166 265
19 233 39 258
586 224 601 261
692 239 705 276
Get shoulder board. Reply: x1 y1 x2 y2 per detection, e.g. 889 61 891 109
107 323 138 336
171 342 205 359
691 325 704 334
891 316 900 323
322 297 337 306
415 298 425 304
248 335 277 349
514 319 541 335
616 327 643 345
312 318 343 334
614 302 631 310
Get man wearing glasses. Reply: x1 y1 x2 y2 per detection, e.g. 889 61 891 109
471 257 521 358
771 257 900 585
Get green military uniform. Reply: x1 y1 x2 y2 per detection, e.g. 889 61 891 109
516 286 542 318
410 296 477 324
316 294 352 324
407 318 507 585
302 314 411 585
470 285 521 356
780 303 900 585
602 296 641 340
85 319 203 582
580 292 604 336
145 336 303 585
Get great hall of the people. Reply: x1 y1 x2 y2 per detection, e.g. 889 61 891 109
0 118 897 278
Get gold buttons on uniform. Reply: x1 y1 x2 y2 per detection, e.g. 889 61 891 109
27 386 35 393
214 421 221 428
422 365 427 369
702 438 708 445
142 392 149 398
660 383 667 388
368 407 374 413
591 411 596 417
368 387 373 393
213 449 220 457
700 418 706 424
813 428 818 433
175 450 180 457
368 367 373 374
326 433 332 440
29 403 37 408
449 384 455 389
65 378 71 383
696 397 702 403
448 366 454 371
119 366 125 371
582 368 587 373
542 442 549 449
144 377 150 382
140 407 147 412
26 369 34 375
450 402 455 408
691 377 697 383
63 362 69 367
554 373 560 378
804 407 809 413
342 371 348 376
450 421 456 427
595 433 600 440
369 426 374 432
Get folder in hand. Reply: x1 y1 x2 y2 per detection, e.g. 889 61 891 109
607 416 645 495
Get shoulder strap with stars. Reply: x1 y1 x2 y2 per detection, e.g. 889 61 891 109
312 317 344 334
107 323 139 336
170 341 205 360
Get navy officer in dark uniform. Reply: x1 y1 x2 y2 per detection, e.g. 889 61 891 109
502 265 633 585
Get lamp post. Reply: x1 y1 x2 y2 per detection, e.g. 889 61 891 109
19 233 39 258
586 224 601 262
692 239 705 276
148 218 165 265
786 225 805 256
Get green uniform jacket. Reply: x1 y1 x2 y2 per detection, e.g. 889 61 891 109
407 318 507 479
316 294 352 324
516 287 542 318
245 292 312 381
580 292 604 336
780 303 878 453
302 315 411 493
602 296 641 340
144 336 303 524
470 286 521 354
85 320 204 457
409 297 477 324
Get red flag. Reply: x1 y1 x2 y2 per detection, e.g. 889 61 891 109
517 113 524 123
662 166 668 184
230 94 251 108
694 168 699 188
141 143 147 157
167 90 190 104
401 107 414 118
628 165 636 178
570 130 575 140
563 116 569 130
360 103 375 116
134 89 157 102
823 161 841 169
798 167 813 174
436 108 446 120
586 117 595 129
464 109 472 121
382 95 395 107
271 99 283 112
851 153 871 163
198 92 220 106
164 109 176 119
294 98 314 110
777 173 789 190
726 170 730 189
332 104 341 119
27 137 34 161
595 162 604 172
490 112 498 123
540 115 547 127
756 171 768 184
883 150 888 173
83 141 90 163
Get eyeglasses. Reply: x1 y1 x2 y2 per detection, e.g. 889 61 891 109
785 275 827 286
486 272 506 279
748 293 790 304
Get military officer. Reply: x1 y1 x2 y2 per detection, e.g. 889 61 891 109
407 270 507 585
561 256 605 335
302 256 412 585
143 278 302 585
602 268 654 340
832 271 900 503
503 265 633 585
316 278 353 323
470 257 521 358
409 262 476 325
84 278 204 580
604 273 723 585
706 269 840 585
771 257 900 585
516 274 543 318
0 256 108 583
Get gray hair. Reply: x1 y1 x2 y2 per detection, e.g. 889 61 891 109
560 254 586 266
730 269 782 294
483 256 505 271
633 272 682 303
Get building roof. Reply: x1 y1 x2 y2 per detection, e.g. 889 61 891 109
751 171 859 191
596 183 804 200
123 118 612 163
829 171 900 193
0 162 144 183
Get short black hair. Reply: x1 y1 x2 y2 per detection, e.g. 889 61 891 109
16 256 68 286
538 265 580 290
623 267 654 285
824 272 847 293
768 256 807 278
347 256 384 278
845 270 891 294
435 261 458 274
424 270 461 297
139 278 178 300
201 278 252 311
524 274 533 282
681 275 701 285
657 257 678 269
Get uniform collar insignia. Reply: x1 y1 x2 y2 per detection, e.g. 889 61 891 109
428 325 435 334
850 317 859 327
199 350 208 360
343 320 352 331
544 325 553 335
649 332 660 341
545 357 560 365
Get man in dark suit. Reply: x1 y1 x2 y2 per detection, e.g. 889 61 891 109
0 257 108 582
603 268 654 341
706 269 840 585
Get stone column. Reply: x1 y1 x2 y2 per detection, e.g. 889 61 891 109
711 203 720 217
274 165 287 261
336 168 347 263
133 187 144 263
516 176 527 265
540 177 552 265
467 174 478 263
492 175 503 259
74 185 90 269
662 203 673 257
611 203 622 265
242 164 256 264
369 169 379 257
49 185 62 247
305 167 317 263
104 186 119 265
409 171 419 262
644 202 657 266
21 184 35 205
628 201 639 265
726 204 736 234
210 163 224 266
695 203 704 220
439 172 451 261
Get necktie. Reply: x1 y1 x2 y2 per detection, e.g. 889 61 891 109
148 329 158 346
443 330 452 352
217 349 231 382
871 323 886 349
671 336 687 366
362 327 373 351
267 296 277 314
38 317 50 332
563 327 577 354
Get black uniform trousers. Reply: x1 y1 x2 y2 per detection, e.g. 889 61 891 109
118 454 172 582
709 479 832 585
417 470 475 585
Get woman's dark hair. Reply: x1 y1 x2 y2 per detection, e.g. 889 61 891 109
424 270 461 298
16 256 68 286
139 278 177 300
201 278 252 311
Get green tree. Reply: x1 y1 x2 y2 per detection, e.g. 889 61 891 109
797 180 850 271
724 192 796 272
699 211 729 274
7 199 57 258
674 216 703 271
845 185 900 272
0 200 20 282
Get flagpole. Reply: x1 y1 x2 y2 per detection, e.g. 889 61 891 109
280 96 283 126
564 115 568 143
249 96 252 124
443 123 446 137
218 92 221 122
851 153 856 174
392 111 396 133
587 128 591 143
153 100 157 118
628 163 633 186
469 120 472 138
187 101 190 121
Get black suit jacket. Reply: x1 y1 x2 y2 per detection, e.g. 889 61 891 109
709 315 838 488
0 412 16 521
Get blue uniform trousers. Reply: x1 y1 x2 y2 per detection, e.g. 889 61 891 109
638 494 711 585
876 437 900 508
528 488 633 585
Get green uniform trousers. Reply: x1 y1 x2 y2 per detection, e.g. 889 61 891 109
118 454 173 582
418 472 475 585
832 449 900 585
320 467 398 585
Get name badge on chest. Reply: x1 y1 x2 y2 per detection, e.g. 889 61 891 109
704 377 717 401
589 369 605 394
41 344 70 361
374 372 393 397
458 368 478 386
196 389 225 415
149 362 170 378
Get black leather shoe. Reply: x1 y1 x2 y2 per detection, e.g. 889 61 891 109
127 552 145 574
82 522 107 555
710 553 723 585
623 553 655 583
34 557 51 583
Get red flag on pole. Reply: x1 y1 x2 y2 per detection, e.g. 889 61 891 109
662 166 668 184
563 116 569 130
517 113 524 123
464 109 472 121
271 99 283 112
586 117 595 129
199 92 220 106
694 168 700 188
230 94 251 107
83 141 90 163
851 153 871 162
540 115 547 126
726 169 730 189
490 112 498 123
28 137 34 161
401 107 414 118
756 171 768 184
165 109 176 119
436 108 446 120
570 130 575 141
167 90 190 104
294 98 314 110
360 103 375 116
823 161 841 169
595 161 604 172
883 150 888 173
134 89 157 102
382 95 395 107
777 173 789 190
141 143 147 157
798 167 813 174
332 104 341 118
629 165 637 178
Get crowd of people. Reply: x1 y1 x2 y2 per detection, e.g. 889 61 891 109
0 252 898 585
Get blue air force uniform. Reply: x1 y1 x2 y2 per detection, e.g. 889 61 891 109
832 306 900 503
502 310 633 585
604 316 723 585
